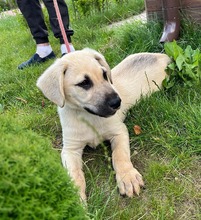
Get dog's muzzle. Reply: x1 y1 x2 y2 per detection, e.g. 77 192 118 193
84 92 121 118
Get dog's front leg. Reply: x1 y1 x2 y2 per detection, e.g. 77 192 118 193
111 128 144 197
61 146 86 201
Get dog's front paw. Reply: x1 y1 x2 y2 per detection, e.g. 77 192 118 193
116 167 144 197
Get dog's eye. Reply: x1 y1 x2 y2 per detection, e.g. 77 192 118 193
76 75 93 90
103 70 108 81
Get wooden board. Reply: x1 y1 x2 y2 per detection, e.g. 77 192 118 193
145 0 201 23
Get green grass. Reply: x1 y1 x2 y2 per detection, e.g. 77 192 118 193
0 0 201 219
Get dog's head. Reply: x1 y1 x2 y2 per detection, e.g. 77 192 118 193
36 48 121 117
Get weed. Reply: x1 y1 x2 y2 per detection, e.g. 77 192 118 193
163 41 201 89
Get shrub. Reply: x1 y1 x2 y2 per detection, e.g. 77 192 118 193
0 0 17 12
0 115 87 220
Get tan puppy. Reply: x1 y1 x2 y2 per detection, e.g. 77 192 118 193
37 48 170 201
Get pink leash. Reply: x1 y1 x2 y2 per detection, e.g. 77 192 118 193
53 0 71 53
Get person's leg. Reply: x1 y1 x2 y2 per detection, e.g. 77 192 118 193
43 0 75 54
17 0 55 69
17 0 49 44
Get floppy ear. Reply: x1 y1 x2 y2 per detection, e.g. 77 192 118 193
36 59 67 107
83 48 112 83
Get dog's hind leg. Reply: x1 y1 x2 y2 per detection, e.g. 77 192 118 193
112 53 170 119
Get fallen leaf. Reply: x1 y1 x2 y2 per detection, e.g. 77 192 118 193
42 100 45 108
133 125 142 135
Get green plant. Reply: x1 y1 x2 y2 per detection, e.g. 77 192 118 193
0 115 88 220
71 0 109 16
163 41 201 89
70 0 144 18
0 0 17 11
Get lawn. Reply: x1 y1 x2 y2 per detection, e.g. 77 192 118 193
0 0 200 219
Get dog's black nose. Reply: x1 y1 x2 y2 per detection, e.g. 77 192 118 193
108 95 121 109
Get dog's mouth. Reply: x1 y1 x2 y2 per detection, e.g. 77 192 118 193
84 94 121 118
84 106 118 118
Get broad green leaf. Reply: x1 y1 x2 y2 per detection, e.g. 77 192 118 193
176 54 185 71
192 48 200 63
164 41 183 59
184 45 193 63
164 42 175 57
162 76 175 89
172 41 183 60
167 62 175 71
164 41 183 60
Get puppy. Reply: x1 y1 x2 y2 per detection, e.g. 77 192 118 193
37 48 170 201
